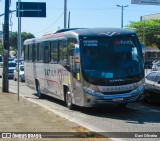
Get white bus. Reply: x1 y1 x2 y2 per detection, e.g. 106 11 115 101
24 28 145 109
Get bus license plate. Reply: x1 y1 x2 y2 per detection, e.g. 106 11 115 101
113 98 123 101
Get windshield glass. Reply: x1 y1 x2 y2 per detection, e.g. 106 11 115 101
20 66 24 71
81 36 143 80
0 56 2 62
8 62 17 67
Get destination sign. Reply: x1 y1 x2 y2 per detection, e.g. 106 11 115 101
83 40 98 47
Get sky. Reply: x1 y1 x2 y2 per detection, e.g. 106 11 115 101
0 0 160 37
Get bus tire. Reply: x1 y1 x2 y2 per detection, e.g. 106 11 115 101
143 91 152 103
65 90 74 110
143 94 151 103
118 103 127 108
36 80 43 99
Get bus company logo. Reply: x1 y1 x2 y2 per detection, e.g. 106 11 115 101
2 133 12 138
114 40 132 45
114 41 121 45
99 32 120 37
57 69 64 83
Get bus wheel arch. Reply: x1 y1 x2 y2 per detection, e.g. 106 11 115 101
35 79 43 99
63 85 74 110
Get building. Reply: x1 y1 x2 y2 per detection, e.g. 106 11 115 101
145 47 160 61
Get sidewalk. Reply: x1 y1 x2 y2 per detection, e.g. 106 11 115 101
0 88 111 141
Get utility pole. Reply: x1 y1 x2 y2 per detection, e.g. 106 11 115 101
17 0 21 101
116 5 128 28
64 0 67 28
68 11 70 28
2 0 10 92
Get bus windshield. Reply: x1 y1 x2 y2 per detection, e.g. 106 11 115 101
81 36 143 80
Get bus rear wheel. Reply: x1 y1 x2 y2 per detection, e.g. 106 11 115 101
36 81 43 99
65 90 74 110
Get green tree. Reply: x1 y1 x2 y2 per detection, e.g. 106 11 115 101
0 40 3 55
126 19 160 49
10 31 35 51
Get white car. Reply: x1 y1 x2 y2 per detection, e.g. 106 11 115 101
0 61 17 79
152 61 160 71
0 62 3 77
145 71 160 102
13 65 25 82
13 58 24 64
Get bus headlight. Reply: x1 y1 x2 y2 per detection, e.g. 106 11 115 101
133 78 145 89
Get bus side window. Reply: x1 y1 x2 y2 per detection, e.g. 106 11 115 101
67 38 78 68
28 44 32 61
32 44 36 62
69 47 81 81
37 43 43 62
51 41 58 63
43 41 50 63
58 39 67 66
69 49 74 71
24 45 29 61
36 43 39 62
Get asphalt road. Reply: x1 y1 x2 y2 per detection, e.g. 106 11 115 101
0 78 160 141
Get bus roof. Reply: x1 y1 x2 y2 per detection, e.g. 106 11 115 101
24 28 136 44
69 28 136 37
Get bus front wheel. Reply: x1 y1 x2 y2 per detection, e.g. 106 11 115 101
65 90 74 110
118 103 127 108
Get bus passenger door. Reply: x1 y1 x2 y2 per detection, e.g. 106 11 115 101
68 45 83 105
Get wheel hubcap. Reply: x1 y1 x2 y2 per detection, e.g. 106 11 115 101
66 92 71 105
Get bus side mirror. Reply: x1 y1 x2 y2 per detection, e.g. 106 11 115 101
140 42 145 54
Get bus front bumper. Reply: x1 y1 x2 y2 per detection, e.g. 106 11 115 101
84 85 145 106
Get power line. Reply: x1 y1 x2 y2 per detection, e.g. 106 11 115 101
35 12 64 35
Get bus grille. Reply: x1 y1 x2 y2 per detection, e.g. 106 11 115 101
97 95 139 103
101 90 132 95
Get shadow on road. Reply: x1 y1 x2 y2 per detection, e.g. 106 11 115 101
31 93 160 125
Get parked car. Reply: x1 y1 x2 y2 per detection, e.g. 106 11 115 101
144 71 160 102
8 61 17 79
13 65 25 82
9 58 15 61
0 55 2 62
0 61 17 79
0 62 3 77
152 61 160 71
13 58 24 64
144 60 153 69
